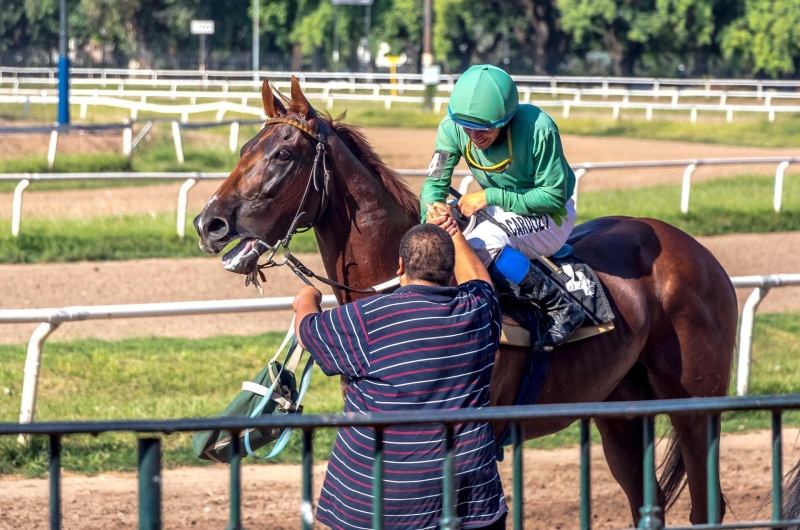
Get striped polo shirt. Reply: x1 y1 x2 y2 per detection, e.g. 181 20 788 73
299 280 506 530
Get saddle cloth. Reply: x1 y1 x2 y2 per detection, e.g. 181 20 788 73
494 244 615 348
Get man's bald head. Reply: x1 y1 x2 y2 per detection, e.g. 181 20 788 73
399 224 455 286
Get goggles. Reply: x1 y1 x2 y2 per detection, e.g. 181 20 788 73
448 106 518 131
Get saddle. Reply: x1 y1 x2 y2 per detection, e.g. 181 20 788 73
495 244 615 348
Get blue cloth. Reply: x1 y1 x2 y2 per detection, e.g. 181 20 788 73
492 246 530 285
299 280 507 530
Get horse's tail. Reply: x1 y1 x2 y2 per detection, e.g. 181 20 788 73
782 459 800 528
658 429 688 512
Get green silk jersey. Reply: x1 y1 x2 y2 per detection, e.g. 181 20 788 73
419 104 575 222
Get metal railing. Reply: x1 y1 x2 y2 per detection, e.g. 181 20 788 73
2 394 800 530
5 155 795 238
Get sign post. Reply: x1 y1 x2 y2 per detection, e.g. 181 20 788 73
331 0 373 72
57 0 70 125
190 20 215 72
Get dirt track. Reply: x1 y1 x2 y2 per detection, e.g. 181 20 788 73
0 231 797 345
1 130 798 221
1 429 797 529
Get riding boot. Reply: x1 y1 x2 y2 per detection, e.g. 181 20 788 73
492 246 585 352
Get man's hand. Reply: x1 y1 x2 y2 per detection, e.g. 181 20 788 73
425 203 459 236
293 285 323 349
457 191 488 218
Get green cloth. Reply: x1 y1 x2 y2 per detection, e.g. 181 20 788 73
420 104 576 222
448 64 518 127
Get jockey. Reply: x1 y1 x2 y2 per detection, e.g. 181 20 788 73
420 64 584 351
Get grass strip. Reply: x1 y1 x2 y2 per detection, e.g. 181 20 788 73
0 173 797 264
0 213 319 264
0 312 797 476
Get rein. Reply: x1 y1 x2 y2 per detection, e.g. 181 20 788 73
249 117 398 295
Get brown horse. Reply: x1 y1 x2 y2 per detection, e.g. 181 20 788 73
195 77 739 526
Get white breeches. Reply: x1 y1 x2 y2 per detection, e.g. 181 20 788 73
464 199 577 267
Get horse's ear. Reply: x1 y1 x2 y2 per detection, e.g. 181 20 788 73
290 75 315 119
261 79 286 118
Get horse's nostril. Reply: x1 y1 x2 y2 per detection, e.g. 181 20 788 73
206 217 229 239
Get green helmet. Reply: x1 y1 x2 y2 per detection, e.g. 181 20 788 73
448 64 519 130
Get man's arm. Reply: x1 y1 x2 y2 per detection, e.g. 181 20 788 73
293 285 322 350
426 205 493 288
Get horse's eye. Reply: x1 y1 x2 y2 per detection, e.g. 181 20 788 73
276 149 291 161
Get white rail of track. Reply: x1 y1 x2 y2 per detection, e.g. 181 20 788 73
1 275 796 428
2 295 338 430
2 156 796 237
3 87 800 124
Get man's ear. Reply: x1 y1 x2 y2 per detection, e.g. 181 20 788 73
397 257 406 277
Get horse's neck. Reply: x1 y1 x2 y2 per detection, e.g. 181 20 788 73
313 135 417 303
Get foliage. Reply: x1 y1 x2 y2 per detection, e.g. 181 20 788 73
4 0 800 78
720 0 800 77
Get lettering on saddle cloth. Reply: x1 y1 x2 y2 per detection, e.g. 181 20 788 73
503 214 549 237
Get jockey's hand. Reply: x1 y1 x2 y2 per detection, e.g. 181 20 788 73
457 191 488 218
425 203 459 237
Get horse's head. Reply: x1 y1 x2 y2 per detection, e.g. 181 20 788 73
194 77 330 274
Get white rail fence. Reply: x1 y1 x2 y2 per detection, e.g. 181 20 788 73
1 274 795 430
5 66 800 92
4 156 795 237
4 86 800 124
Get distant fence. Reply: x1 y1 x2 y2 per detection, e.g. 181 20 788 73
3 84 800 125
2 394 800 529
1 156 796 237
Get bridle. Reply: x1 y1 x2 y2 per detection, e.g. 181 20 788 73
247 116 396 295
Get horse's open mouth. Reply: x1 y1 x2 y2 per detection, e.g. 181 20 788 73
222 238 266 275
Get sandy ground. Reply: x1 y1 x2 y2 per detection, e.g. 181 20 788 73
1 129 798 220
0 231 797 345
0 429 797 529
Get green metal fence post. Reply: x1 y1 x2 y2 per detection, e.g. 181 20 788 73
638 416 663 530
440 425 460 530
580 419 592 530
707 414 721 525
373 427 385 530
301 429 314 530
226 431 242 530
511 422 524 530
773 411 783 523
138 438 162 530
49 435 61 530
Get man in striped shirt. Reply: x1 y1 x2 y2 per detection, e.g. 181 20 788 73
293 213 507 530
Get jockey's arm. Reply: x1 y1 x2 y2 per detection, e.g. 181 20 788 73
419 120 462 222
485 129 572 216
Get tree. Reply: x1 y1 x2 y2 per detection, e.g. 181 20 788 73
721 0 800 77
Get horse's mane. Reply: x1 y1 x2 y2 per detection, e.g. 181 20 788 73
324 113 421 217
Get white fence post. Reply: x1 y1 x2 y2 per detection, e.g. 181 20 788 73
171 121 185 164
736 287 768 397
229 121 240 153
122 121 133 157
12 179 30 237
47 130 59 169
572 169 587 210
18 321 60 441
680 164 697 215
773 161 790 213
177 178 198 238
